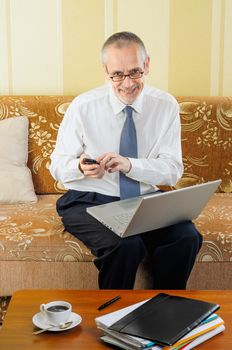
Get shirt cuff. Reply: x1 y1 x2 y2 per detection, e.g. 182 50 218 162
64 158 85 181
126 158 140 179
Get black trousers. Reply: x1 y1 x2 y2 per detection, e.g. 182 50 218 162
57 190 202 289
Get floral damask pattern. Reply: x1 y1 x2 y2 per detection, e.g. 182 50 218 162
0 96 231 266
193 193 232 262
176 96 232 192
0 195 93 262
0 95 231 193
0 193 231 263
0 96 73 194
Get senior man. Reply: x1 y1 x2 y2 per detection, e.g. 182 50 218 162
50 31 202 289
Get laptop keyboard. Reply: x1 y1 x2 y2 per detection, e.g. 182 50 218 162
109 211 134 233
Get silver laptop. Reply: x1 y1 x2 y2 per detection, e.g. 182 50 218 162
87 179 221 237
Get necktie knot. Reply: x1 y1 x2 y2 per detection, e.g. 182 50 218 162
124 105 133 118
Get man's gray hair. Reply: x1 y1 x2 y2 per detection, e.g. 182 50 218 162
101 31 148 64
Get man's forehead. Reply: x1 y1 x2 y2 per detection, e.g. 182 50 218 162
106 42 141 55
105 44 144 68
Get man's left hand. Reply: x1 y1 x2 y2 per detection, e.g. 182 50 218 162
98 152 131 174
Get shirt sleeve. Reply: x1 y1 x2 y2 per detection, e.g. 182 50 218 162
49 101 85 184
127 103 183 186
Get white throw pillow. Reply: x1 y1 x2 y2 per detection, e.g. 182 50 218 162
0 116 37 203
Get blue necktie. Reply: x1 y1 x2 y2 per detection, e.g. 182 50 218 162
119 106 140 199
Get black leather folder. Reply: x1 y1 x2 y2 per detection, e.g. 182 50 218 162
109 293 220 346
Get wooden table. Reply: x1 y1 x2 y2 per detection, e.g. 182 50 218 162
0 290 231 349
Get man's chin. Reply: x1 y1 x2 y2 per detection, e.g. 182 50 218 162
118 93 138 105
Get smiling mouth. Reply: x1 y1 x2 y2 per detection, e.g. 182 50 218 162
120 86 138 95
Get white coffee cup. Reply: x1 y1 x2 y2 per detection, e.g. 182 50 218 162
40 301 72 325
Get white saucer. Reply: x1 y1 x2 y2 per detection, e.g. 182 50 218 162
32 311 82 332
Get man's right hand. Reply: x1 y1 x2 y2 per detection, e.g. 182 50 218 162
79 154 105 178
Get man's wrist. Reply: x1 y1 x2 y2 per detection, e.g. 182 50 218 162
124 158 132 174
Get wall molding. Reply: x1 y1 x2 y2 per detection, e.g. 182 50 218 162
222 0 232 95
210 0 221 96
0 0 10 94
0 0 231 96
104 0 114 40
56 0 63 94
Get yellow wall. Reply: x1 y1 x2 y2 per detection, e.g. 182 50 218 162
169 0 212 96
62 0 105 94
0 0 231 96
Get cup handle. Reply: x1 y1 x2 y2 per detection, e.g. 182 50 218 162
40 304 46 313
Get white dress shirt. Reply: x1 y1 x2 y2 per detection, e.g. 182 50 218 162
50 84 183 197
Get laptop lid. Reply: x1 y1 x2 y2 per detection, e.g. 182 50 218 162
87 179 221 237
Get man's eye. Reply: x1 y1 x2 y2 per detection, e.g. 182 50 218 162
130 69 141 75
114 73 124 77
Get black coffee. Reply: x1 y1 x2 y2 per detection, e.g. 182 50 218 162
47 305 69 312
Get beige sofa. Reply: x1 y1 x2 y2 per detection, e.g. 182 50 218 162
0 95 231 295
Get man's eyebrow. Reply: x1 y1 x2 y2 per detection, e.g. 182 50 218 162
110 67 143 75
130 67 143 72
110 70 124 75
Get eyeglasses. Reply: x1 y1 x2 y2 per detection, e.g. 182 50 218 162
109 70 144 82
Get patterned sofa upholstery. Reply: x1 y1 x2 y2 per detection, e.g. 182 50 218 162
0 96 231 295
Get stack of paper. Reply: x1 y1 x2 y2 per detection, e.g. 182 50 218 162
95 295 225 350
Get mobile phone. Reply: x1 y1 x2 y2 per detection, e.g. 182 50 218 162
83 158 100 165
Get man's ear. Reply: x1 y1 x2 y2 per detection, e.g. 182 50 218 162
144 56 150 75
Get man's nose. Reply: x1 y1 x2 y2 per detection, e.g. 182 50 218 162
122 75 134 87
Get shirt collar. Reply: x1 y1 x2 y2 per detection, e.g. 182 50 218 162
109 84 144 116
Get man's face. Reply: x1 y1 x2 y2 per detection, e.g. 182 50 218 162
104 43 150 105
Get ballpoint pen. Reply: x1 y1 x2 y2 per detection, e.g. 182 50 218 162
98 295 121 310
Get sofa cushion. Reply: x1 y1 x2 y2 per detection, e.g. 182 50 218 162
0 117 37 203
0 195 92 262
0 193 231 264
194 193 232 262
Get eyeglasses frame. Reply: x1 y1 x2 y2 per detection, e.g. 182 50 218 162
109 70 144 82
